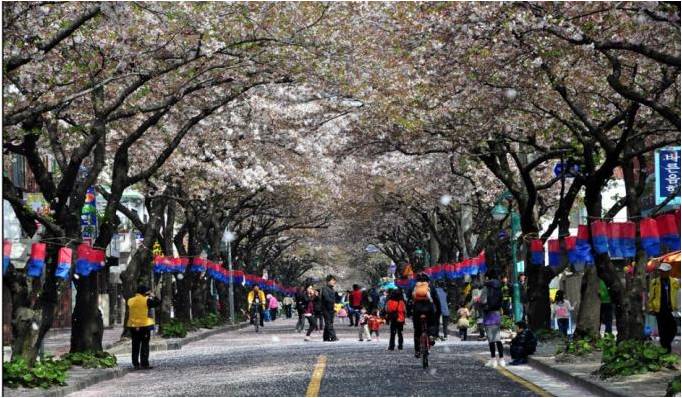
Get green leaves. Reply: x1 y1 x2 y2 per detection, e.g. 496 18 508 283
160 319 188 338
598 339 680 379
3 357 69 389
61 351 117 369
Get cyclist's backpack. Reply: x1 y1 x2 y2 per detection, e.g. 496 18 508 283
483 284 502 311
414 282 430 301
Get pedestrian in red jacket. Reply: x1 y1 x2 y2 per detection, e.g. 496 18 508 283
385 289 406 350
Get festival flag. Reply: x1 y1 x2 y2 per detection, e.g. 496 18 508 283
576 225 594 264
640 217 661 257
564 236 579 264
656 213 681 251
190 257 206 273
3 240 11 275
607 222 624 258
621 222 636 258
55 247 72 280
478 251 488 274
27 242 47 278
88 248 105 273
76 244 92 276
530 239 544 265
548 239 561 268
590 220 609 254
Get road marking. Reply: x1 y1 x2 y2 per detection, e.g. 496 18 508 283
496 364 553 397
305 355 327 397
479 356 553 397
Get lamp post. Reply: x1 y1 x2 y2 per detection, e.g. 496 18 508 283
222 228 236 325
491 195 523 322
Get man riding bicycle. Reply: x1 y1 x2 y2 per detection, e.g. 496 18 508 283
247 285 266 327
411 272 442 358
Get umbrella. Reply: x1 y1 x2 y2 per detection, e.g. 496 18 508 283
646 250 681 277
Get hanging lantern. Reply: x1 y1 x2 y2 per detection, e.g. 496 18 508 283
548 239 561 268
3 240 11 275
640 218 661 257
621 222 637 258
27 242 47 278
530 239 544 265
576 225 595 264
590 220 609 254
656 213 681 251
55 247 72 280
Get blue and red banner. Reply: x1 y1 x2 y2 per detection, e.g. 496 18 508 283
576 225 594 264
590 220 609 254
547 239 561 268
530 239 544 265
27 242 47 278
55 247 72 280
3 240 11 275
640 217 661 257
564 236 579 264
656 213 681 251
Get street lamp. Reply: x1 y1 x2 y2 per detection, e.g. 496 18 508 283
222 228 236 325
491 194 523 323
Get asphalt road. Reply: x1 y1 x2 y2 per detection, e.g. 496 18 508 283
69 317 542 397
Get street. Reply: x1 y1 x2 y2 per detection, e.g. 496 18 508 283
69 318 587 397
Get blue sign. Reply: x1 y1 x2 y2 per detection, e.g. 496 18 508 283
553 161 580 178
655 147 681 206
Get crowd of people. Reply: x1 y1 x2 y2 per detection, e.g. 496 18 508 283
125 261 677 370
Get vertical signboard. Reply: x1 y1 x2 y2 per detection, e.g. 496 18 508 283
655 147 681 206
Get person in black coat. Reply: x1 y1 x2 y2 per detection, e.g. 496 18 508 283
320 275 339 341
509 321 537 365
313 289 324 332
295 287 307 333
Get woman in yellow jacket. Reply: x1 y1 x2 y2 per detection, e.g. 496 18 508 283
647 263 680 353
127 285 160 370
247 286 266 327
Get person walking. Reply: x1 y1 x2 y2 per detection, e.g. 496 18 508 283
283 295 294 319
295 287 306 332
358 308 371 341
313 289 324 331
482 270 505 368
648 263 680 353
268 294 279 321
552 290 573 337
501 275 512 316
471 282 485 339
368 309 385 341
126 285 160 370
456 302 470 341
519 273 529 321
303 286 318 341
599 279 613 335
349 284 363 327
385 289 406 350
435 282 450 340
321 275 339 341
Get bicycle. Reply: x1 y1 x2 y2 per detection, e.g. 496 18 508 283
250 300 262 332
419 314 430 369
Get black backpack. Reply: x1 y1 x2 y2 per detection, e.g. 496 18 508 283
484 283 503 311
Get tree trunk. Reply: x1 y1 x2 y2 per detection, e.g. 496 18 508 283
173 276 191 322
574 265 601 338
157 274 173 331
526 255 553 331
70 273 104 352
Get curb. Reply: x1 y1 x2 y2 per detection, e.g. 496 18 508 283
4 368 132 397
4 322 249 397
526 356 623 397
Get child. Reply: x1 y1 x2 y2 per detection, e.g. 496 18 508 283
552 290 573 336
358 308 371 341
509 321 537 365
456 302 470 341
368 309 385 341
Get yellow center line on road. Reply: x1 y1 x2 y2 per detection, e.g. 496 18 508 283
305 355 327 397
479 355 553 397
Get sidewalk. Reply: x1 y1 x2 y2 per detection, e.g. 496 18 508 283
519 337 680 397
3 321 249 397
3 326 125 362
